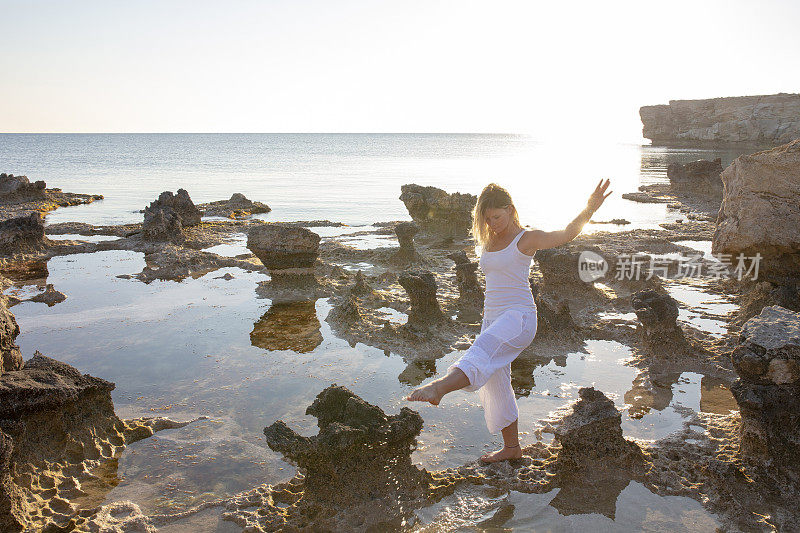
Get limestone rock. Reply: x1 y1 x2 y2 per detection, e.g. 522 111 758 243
640 93 800 144
198 192 271 219
448 251 483 309
631 288 685 347
28 284 66 306
713 139 800 284
0 212 47 256
141 189 201 243
350 270 373 296
399 184 476 238
730 306 800 466
667 158 724 196
391 221 422 264
0 173 46 200
0 297 23 376
397 270 445 328
247 223 320 278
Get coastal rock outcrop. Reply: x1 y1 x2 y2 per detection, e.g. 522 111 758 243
667 158 724 197
640 93 800 144
141 189 202 243
398 270 446 328
225 385 459 531
0 299 23 375
399 184 476 238
730 306 800 466
390 221 422 264
0 173 46 200
713 139 800 285
247 223 320 279
0 212 47 256
631 288 686 348
198 192 271 219
448 251 484 309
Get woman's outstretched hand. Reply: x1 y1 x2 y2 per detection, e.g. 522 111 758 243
587 178 612 213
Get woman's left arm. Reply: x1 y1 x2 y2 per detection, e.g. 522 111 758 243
519 179 612 253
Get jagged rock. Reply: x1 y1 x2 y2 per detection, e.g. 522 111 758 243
397 270 445 328
261 384 435 505
713 139 800 284
0 173 46 200
631 288 685 347
247 224 320 279
667 158 723 196
391 221 422 264
198 192 271 219
399 184 476 238
0 298 23 376
730 306 800 466
553 387 644 468
141 189 201 243
327 293 362 324
0 428 24 533
0 212 46 256
530 280 576 336
350 270 373 296
28 284 66 306
448 251 483 308
640 93 800 144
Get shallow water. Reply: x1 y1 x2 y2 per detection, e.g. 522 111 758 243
2 134 760 528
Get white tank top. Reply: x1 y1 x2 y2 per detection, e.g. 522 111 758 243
479 228 537 314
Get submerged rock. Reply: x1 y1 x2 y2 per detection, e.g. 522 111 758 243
713 139 800 284
226 385 459 531
398 270 445 328
198 192 271 219
28 283 66 306
399 184 476 238
0 212 47 256
667 158 723 197
247 223 320 279
730 305 800 466
631 288 686 348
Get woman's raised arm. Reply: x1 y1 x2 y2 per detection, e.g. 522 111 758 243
519 178 612 254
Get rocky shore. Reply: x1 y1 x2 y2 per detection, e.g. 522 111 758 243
1 135 799 531
640 93 800 145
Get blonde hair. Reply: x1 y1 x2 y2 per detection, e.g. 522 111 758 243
471 183 523 249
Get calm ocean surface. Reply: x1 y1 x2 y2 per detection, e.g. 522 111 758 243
0 133 767 229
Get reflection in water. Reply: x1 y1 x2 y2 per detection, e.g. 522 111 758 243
0 259 49 285
250 300 323 353
398 359 437 386
700 375 738 415
625 371 682 419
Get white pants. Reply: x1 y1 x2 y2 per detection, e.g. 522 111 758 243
448 306 538 434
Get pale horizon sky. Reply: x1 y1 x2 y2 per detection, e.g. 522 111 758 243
2 0 799 140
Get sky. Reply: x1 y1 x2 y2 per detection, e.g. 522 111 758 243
1 0 799 139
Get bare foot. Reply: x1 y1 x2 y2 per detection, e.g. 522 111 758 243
480 444 523 464
406 381 442 405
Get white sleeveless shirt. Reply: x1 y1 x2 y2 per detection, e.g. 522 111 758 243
479 228 537 315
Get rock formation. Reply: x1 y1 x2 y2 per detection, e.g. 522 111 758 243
198 192 271 219
247 223 321 280
397 270 445 328
0 212 47 256
390 221 422 264
0 352 184 531
713 139 800 285
0 173 46 200
141 189 202 243
448 251 484 312
640 93 800 144
667 158 724 197
399 184 476 238
730 306 800 467
28 283 66 306
350 269 374 296
226 385 459 531
529 280 577 337
631 288 686 348
0 298 23 375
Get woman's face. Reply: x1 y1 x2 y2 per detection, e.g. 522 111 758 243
484 206 511 235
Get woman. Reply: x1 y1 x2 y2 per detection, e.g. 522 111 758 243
407 179 612 463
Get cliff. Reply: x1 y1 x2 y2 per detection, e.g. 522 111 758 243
640 93 800 144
